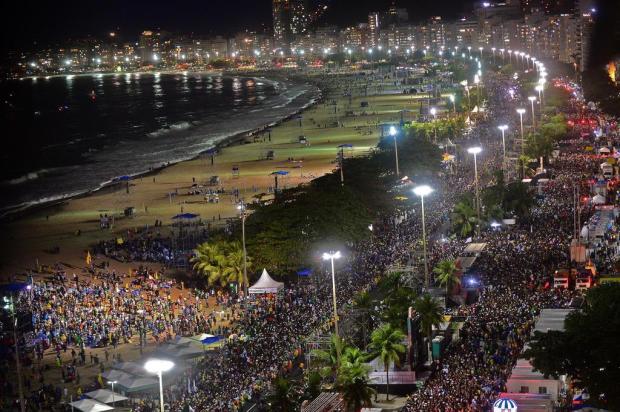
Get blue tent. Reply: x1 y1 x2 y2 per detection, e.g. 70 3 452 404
297 268 312 277
205 148 218 155
271 170 289 176
338 144 353 148
117 175 132 181
0 282 29 293
172 213 200 220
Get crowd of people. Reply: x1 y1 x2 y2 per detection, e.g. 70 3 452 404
4 65 619 412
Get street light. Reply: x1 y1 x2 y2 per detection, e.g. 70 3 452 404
413 185 433 288
322 251 342 338
389 126 400 177
449 94 456 113
528 96 537 127
467 146 482 236
498 125 508 171
430 107 438 141
144 359 174 412
237 202 249 297
535 84 544 106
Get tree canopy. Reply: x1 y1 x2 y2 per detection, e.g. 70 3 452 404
524 283 620 410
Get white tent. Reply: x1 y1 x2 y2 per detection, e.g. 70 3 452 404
592 194 606 205
116 375 158 393
248 269 284 294
112 361 146 376
69 399 114 412
86 388 128 404
101 369 133 382
598 147 611 154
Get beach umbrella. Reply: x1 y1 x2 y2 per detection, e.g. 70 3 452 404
493 398 517 412
172 213 200 220
271 170 289 192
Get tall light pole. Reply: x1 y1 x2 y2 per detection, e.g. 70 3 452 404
474 74 481 107
322 251 342 339
491 47 496 64
237 201 248 297
389 126 400 177
536 83 544 107
498 125 508 173
468 146 482 237
449 94 456 114
517 108 526 150
478 46 483 60
528 96 537 128
145 359 174 412
430 107 437 141
413 185 433 288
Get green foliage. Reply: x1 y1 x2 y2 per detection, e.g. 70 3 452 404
524 284 620 410
367 323 407 400
433 259 460 294
413 294 443 340
381 287 417 332
451 197 477 238
267 377 295 412
311 334 348 382
245 134 441 274
337 360 375 412
191 241 250 289
583 67 620 117
481 170 534 219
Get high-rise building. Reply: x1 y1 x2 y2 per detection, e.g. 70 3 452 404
139 30 162 63
368 12 380 47
273 0 310 51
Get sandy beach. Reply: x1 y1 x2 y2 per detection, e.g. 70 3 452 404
0 72 437 277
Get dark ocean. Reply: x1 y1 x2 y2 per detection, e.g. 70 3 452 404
0 72 318 216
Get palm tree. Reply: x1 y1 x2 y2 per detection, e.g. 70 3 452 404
191 241 251 291
220 241 251 289
518 154 535 179
337 361 375 412
311 334 348 383
267 377 294 411
191 242 227 287
413 294 443 363
341 346 369 366
433 259 460 296
451 200 477 238
367 324 406 401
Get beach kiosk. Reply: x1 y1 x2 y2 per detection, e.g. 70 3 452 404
248 269 284 294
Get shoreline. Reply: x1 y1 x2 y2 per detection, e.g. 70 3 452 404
0 72 323 222
0 73 424 274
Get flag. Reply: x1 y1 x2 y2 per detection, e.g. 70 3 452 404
85 251 92 266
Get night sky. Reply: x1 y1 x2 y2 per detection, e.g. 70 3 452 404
1 0 468 50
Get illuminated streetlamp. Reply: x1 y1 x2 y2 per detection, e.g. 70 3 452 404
467 146 482 236
430 107 438 141
449 94 456 113
322 251 342 338
528 96 537 127
389 126 400 177
237 202 249 296
144 359 174 412
498 125 508 171
413 185 433 288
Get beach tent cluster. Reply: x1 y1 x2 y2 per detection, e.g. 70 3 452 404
69 389 129 412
